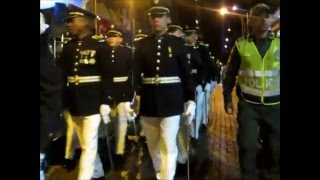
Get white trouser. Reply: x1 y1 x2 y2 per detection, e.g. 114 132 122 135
190 85 205 139
140 115 180 180
176 115 188 164
64 110 80 159
71 114 104 180
203 88 211 125
113 102 128 155
40 153 45 180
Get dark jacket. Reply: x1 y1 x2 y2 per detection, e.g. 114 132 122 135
40 30 64 151
133 33 195 117
106 45 134 104
58 34 113 116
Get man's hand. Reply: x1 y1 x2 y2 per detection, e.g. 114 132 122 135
132 95 140 115
224 101 234 115
100 104 111 124
124 102 136 122
183 100 196 125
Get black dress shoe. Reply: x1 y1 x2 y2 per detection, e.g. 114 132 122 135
114 154 126 170
63 159 77 172
175 162 187 178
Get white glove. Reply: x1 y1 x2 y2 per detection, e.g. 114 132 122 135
204 83 211 92
124 102 136 122
196 85 203 93
40 12 49 35
100 104 111 124
183 100 196 125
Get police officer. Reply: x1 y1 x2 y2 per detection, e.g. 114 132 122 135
58 5 113 180
105 26 135 162
40 11 64 180
223 3 280 180
133 4 196 180
184 27 206 143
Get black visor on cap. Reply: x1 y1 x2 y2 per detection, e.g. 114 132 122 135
106 30 123 38
184 29 197 36
147 6 170 16
66 4 96 22
167 25 183 33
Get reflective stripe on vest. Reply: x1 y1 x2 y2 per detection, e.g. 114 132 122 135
239 84 280 97
238 70 280 77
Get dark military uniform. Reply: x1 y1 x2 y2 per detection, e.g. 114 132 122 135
59 34 113 115
134 5 196 179
57 6 111 179
197 42 219 83
134 33 195 117
184 32 207 139
106 45 134 104
197 42 219 125
134 32 195 180
185 44 206 87
104 28 135 157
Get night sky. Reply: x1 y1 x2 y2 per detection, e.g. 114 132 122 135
130 0 279 63
42 0 279 63
169 0 280 63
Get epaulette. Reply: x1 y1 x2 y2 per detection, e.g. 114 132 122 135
92 34 106 42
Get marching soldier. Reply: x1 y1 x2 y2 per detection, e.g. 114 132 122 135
133 4 196 180
167 24 184 38
104 26 135 165
167 24 189 165
58 5 113 180
223 3 280 180
184 27 206 144
197 41 219 124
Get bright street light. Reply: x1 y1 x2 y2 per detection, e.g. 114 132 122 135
219 7 228 16
232 5 238 11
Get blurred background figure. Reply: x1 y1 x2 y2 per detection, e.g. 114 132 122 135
40 11 64 180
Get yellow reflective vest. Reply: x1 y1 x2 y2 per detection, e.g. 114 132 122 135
236 37 280 105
